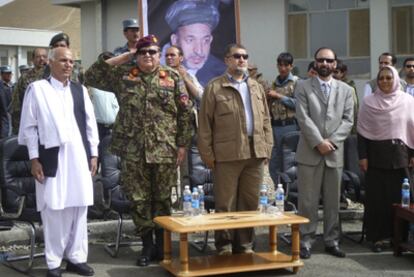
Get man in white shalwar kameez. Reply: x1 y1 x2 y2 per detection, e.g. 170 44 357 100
18 47 99 277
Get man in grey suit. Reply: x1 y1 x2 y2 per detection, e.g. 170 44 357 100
295 47 354 259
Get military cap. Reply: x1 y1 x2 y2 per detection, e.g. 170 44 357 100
19 65 30 71
165 0 220 32
0 65 12 73
123 18 140 30
49 33 70 47
135 35 159 51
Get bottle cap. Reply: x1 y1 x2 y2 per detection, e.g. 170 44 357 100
404 178 409 183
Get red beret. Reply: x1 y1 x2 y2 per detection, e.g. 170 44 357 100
135 35 159 51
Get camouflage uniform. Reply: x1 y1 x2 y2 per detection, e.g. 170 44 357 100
85 58 192 235
268 73 299 184
11 63 83 134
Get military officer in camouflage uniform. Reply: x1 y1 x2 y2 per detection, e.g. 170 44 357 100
267 52 299 185
11 33 83 134
85 35 192 267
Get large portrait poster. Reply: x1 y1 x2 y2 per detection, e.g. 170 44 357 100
139 0 240 87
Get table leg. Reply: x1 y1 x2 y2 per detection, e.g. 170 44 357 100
291 224 300 262
179 233 189 273
269 225 278 255
393 207 402 256
163 230 172 263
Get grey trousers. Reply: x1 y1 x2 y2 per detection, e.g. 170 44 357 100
297 161 342 248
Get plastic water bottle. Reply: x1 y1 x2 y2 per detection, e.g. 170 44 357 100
275 184 285 214
258 184 268 213
197 185 205 214
401 178 410 208
0 252 9 262
183 185 192 216
191 187 200 216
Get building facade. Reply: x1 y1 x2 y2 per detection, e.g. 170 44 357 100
52 0 414 95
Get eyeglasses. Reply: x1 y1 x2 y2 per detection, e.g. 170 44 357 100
137 49 158 56
229 53 249 60
316 58 335 64
406 64 414 69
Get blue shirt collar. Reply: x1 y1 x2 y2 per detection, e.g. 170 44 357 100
275 72 294 86
226 72 249 84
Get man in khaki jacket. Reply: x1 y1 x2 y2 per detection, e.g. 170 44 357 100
198 43 273 255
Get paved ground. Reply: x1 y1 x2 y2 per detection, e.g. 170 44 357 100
1 220 414 277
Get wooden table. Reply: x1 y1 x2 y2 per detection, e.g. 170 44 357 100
393 204 414 256
154 211 309 277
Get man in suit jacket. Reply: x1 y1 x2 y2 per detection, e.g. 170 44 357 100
295 47 354 259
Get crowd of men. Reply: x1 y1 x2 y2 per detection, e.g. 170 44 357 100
4 2 414 277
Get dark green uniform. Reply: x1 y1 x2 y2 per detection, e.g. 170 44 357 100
85 58 192 235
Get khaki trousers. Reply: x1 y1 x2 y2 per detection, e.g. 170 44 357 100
213 158 264 252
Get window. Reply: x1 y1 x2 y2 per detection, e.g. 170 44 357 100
287 0 370 76
287 0 370 58
392 6 414 54
310 11 347 57
288 14 307 58
349 9 370 56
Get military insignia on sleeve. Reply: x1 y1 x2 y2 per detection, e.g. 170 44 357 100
179 93 189 107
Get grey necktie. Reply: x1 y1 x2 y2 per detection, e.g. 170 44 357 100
321 83 329 98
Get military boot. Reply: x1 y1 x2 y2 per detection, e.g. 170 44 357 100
137 231 156 267
155 228 164 261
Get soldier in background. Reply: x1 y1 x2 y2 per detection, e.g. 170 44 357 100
165 45 203 105
0 65 14 138
307 61 318 78
333 59 359 134
12 33 83 134
165 45 202 189
11 47 48 134
248 63 269 91
18 65 31 76
267 52 299 184
85 35 193 267
113 18 140 61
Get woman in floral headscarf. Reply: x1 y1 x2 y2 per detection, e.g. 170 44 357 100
357 65 414 252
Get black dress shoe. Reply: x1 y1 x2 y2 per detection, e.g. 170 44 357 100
137 245 157 267
300 247 311 259
46 267 62 277
66 261 94 276
325 246 346 258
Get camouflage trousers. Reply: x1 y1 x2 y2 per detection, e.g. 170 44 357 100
120 159 176 236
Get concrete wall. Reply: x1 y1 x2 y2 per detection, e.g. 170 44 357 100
80 1 102 67
103 0 138 54
369 0 391 79
239 0 285 81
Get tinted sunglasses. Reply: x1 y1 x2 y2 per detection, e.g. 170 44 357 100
316 58 335 64
230 53 249 60
137 49 158 56
406 65 414 69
